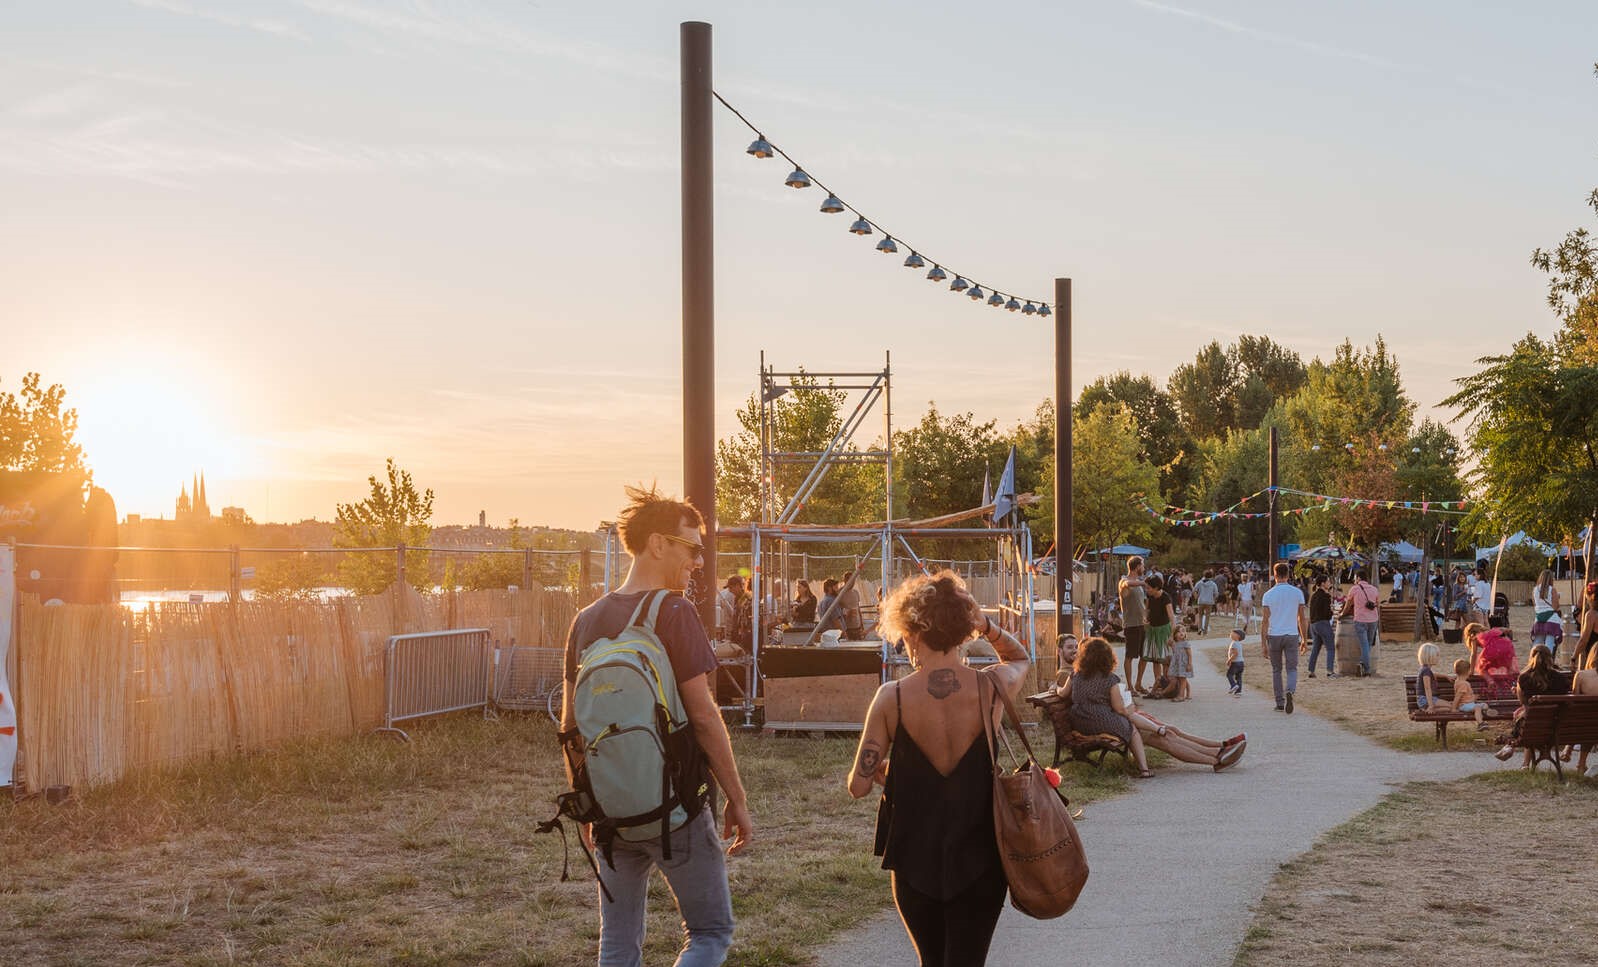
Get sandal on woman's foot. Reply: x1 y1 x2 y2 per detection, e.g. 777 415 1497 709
1134 769 1155 779
1156 725 1169 736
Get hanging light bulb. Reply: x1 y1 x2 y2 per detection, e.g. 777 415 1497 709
876 236 898 254
950 276 969 292
1005 296 1021 312
784 168 811 188
818 194 845 213
849 216 873 235
1021 302 1037 315
927 265 947 282
747 136 775 159
904 252 925 269
969 285 985 301
988 291 1004 307
1037 304 1052 317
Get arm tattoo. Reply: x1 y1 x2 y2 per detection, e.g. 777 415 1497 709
927 668 962 699
856 743 883 779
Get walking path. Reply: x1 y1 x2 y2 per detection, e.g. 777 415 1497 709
811 635 1513 967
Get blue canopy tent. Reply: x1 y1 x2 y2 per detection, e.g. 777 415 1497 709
1092 544 1152 557
1377 540 1425 564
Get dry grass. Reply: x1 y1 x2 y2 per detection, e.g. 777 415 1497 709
0 713 1126 966
1235 770 1598 966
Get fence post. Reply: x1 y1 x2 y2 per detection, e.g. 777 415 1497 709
228 545 242 603
396 543 407 589
579 550 593 606
523 548 534 592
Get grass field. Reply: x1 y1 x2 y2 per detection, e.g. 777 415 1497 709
0 712 1127 966
1234 769 1598 966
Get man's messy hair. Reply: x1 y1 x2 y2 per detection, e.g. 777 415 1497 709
616 483 704 555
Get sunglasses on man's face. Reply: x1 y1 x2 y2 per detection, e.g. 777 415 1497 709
660 533 705 560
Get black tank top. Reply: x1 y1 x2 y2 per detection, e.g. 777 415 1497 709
873 682 999 900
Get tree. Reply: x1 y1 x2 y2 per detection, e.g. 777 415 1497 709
1533 66 1598 362
714 375 883 527
1444 334 1598 558
1078 372 1197 505
333 458 435 595
1169 337 1307 441
1169 342 1236 440
893 404 1006 519
1033 405 1162 554
0 372 90 489
254 553 328 602
1194 425 1272 561
1274 336 1415 499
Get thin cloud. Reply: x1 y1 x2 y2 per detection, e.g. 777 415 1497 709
1129 0 1402 69
127 0 311 42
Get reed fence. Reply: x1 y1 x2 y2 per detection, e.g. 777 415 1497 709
14 584 575 794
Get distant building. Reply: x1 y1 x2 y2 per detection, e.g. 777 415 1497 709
221 506 249 525
176 472 212 523
479 510 486 527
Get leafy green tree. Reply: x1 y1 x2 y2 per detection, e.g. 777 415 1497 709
1169 342 1236 440
462 519 527 590
1033 405 1162 554
333 458 435 595
893 404 1006 519
715 375 884 527
1078 372 1197 505
1194 425 1271 561
0 372 90 489
254 553 328 602
1274 336 1415 499
1444 334 1598 559
1169 337 1307 441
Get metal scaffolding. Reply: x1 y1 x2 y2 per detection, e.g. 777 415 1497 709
716 354 1036 728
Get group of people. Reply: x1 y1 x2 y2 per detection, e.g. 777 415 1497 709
715 571 869 646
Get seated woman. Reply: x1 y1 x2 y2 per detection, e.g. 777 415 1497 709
792 580 818 625
1494 642 1570 763
1054 637 1153 778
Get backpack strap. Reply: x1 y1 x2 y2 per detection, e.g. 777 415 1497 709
625 588 673 633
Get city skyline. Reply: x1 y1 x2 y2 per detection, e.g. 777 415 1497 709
6 1 1594 528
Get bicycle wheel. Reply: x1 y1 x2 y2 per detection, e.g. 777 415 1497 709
546 682 563 724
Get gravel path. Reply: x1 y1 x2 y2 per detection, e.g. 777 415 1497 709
810 635 1513 967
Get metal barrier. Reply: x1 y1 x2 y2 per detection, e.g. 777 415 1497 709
493 642 564 721
377 628 493 741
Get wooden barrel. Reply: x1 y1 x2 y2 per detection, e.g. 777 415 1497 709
1335 618 1375 676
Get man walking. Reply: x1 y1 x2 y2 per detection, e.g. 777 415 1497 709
1194 570 1218 635
1119 556 1150 694
1236 571 1256 634
1345 569 1383 676
1260 562 1308 713
562 485 753 966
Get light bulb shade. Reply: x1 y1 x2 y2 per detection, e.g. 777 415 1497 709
950 276 969 292
849 217 873 235
988 292 1005 307
904 252 925 269
1005 297 1021 311
876 237 898 254
747 137 775 158
1037 304 1052 317
969 285 986 301
1021 302 1036 315
819 194 845 213
784 168 811 188
927 265 947 282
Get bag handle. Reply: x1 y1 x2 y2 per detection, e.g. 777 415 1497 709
979 668 1044 771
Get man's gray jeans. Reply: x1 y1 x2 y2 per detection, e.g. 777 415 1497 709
598 807 734 967
1267 634 1300 707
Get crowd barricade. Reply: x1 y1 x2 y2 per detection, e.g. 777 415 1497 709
376 628 493 741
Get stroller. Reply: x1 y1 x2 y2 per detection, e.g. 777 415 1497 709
1488 591 1510 629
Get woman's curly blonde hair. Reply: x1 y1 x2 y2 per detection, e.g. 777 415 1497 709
876 572 980 653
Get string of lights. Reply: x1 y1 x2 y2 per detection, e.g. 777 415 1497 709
714 91 1055 315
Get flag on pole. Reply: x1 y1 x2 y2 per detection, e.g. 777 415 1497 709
992 446 1018 525
981 463 994 527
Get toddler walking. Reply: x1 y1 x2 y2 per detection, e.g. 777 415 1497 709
1169 624 1195 700
1225 628 1245 696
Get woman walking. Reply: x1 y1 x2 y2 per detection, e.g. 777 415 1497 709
848 573 1030 967
1530 569 1563 661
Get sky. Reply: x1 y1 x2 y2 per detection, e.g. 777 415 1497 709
3 1 1595 530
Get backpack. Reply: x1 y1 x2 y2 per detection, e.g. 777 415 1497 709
539 589 710 888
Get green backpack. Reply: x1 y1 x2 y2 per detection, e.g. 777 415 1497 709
545 589 710 882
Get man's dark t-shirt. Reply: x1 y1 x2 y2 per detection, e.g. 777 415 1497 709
1309 588 1334 624
564 590 718 687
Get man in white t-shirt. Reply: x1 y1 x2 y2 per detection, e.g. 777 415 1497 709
1260 562 1309 714
1390 569 1404 603
1236 574 1256 633
1471 569 1493 622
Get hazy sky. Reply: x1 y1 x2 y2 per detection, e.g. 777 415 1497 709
5 1 1594 530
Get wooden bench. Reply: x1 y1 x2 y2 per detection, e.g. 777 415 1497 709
1026 690 1129 768
1402 675 1521 749
1403 671 1574 749
1517 695 1598 780
1380 601 1418 641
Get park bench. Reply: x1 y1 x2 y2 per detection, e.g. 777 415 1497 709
1515 695 1598 781
1403 671 1574 749
1026 689 1129 768
1379 602 1418 641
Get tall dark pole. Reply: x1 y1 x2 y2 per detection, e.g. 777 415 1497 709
1055 278 1073 636
681 22 716 629
1268 427 1279 574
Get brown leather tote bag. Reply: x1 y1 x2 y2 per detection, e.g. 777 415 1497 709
979 669 1089 918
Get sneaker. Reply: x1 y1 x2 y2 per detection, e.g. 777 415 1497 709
1475 722 1490 732
1327 672 1341 679
1274 705 1285 712
1285 692 1294 715
1306 670 1317 679
1493 745 1515 762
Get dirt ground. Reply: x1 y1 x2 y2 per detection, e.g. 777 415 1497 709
1234 771 1598 966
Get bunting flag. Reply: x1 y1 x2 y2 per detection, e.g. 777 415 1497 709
1134 487 1473 526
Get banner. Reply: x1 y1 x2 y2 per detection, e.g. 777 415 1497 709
0 544 16 787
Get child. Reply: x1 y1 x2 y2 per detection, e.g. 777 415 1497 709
1225 628 1245 696
1442 658 1489 731
1415 643 1443 711
1169 624 1194 701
